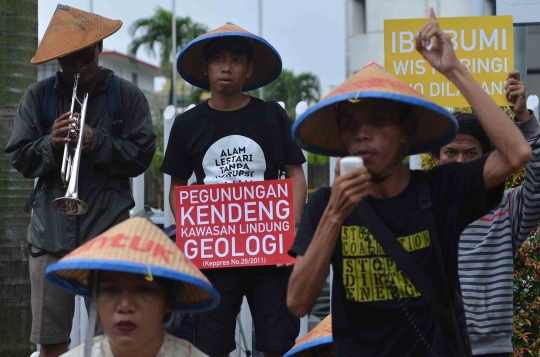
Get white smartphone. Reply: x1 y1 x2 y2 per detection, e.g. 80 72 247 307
340 156 364 175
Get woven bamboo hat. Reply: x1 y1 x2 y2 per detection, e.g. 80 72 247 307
45 217 219 313
284 315 334 357
31 4 122 65
177 22 282 91
292 61 457 157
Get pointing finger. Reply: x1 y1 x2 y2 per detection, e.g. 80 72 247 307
429 7 438 24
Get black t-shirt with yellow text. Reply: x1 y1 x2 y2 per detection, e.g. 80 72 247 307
290 155 503 356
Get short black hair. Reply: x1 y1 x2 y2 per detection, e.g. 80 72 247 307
432 112 491 157
454 112 491 154
202 37 254 62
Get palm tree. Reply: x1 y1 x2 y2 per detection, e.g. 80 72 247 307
188 69 322 120
128 7 207 105
248 69 321 119
0 0 37 355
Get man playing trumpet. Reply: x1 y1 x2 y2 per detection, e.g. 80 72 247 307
4 5 156 357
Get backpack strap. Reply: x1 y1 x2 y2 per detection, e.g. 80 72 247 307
42 75 58 134
107 74 123 137
264 100 287 178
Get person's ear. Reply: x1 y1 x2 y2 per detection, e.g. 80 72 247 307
202 61 208 76
246 61 254 79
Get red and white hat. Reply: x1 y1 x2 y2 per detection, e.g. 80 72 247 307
284 315 334 357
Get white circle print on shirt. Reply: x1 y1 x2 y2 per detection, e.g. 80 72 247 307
202 135 267 184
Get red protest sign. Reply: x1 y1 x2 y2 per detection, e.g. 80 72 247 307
175 179 296 269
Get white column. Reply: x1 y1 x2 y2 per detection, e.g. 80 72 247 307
329 157 337 184
527 95 540 121
163 106 176 227
328 157 336 318
409 155 423 170
234 297 253 356
258 0 264 100
171 0 177 107
298 316 309 342
69 296 88 350
132 173 145 214
302 149 308 185
470 0 485 16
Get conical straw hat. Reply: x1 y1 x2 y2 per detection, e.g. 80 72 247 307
177 22 282 91
292 61 457 157
31 4 122 65
284 315 333 357
46 217 219 313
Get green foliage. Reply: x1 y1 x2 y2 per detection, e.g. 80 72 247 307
129 7 207 106
145 111 165 208
421 106 539 356
187 87 207 106
246 69 321 119
186 69 322 120
513 233 540 356
128 7 207 74
308 152 329 164
0 0 37 354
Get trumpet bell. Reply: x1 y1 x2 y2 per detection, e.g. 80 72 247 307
52 197 88 215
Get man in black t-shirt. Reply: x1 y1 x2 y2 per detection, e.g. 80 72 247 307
286 9 531 357
161 23 307 356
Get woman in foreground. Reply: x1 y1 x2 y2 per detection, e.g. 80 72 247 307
45 217 220 357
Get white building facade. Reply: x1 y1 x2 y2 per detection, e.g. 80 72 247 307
38 51 159 93
344 0 540 99
345 0 496 77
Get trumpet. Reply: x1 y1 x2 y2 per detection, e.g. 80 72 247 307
52 73 89 215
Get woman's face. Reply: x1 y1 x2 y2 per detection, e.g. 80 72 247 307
97 271 169 353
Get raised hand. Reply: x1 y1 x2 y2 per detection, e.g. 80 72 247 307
505 70 529 121
415 7 460 76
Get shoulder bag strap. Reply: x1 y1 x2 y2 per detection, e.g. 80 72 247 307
356 200 457 343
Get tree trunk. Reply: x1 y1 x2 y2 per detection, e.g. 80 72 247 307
0 0 38 355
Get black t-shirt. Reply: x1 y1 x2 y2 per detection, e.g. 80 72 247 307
289 155 504 357
160 97 305 184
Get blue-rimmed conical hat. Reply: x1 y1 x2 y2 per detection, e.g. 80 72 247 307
292 61 457 157
45 217 220 313
177 22 282 91
284 315 333 357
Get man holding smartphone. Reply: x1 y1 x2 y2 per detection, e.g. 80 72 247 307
286 9 531 356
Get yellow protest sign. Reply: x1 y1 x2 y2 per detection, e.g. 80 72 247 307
384 16 514 107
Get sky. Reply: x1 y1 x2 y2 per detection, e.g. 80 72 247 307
38 0 346 96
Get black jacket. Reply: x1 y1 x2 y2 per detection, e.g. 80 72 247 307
4 67 156 254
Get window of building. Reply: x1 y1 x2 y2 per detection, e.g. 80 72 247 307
348 0 366 36
486 0 495 15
